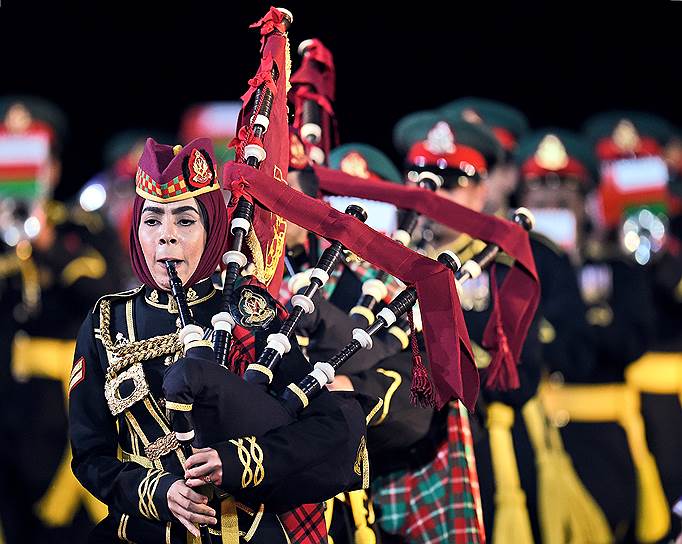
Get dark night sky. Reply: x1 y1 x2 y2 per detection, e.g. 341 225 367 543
1 1 680 199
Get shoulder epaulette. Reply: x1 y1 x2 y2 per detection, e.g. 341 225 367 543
92 286 143 313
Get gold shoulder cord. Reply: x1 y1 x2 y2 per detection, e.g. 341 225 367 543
99 299 182 379
100 297 186 467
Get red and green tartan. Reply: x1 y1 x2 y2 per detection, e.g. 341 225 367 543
226 283 328 544
135 167 189 199
372 402 485 544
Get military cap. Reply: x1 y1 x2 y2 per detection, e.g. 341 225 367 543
394 110 504 174
515 128 597 188
328 143 402 183
439 97 529 152
583 111 674 161
135 137 220 203
0 95 68 152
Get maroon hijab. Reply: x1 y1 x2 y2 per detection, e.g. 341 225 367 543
129 137 229 289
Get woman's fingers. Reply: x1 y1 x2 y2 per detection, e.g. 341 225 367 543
167 479 218 534
185 451 211 469
177 483 208 505
185 463 213 479
176 515 199 537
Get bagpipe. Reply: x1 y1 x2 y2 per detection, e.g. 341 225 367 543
284 208 535 409
159 8 378 517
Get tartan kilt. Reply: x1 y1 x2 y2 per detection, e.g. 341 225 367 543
372 402 484 544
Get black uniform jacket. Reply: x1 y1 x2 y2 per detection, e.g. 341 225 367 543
69 278 369 543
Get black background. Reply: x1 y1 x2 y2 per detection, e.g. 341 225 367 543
1 1 680 199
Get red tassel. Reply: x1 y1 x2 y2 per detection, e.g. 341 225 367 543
483 263 520 390
484 315 519 390
407 307 435 407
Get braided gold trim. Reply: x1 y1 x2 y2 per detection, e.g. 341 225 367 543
247 364 273 383
117 513 129 541
184 339 213 354
243 503 265 542
125 299 136 342
353 436 370 489
365 397 384 426
138 468 164 520
144 433 180 461
100 299 182 379
228 437 265 488
165 401 193 412
104 363 149 415
120 450 154 469
286 383 309 409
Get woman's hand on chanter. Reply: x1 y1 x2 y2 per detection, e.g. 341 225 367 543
185 447 223 487
167 479 217 536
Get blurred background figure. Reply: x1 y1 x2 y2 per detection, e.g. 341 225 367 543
515 127 670 542
178 101 240 170
439 98 530 216
583 112 682 541
0 96 124 543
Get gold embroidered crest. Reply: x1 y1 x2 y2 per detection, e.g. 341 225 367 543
149 290 159 303
238 288 276 327
188 148 213 187
104 363 150 415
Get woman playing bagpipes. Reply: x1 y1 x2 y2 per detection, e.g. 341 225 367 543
68 136 374 544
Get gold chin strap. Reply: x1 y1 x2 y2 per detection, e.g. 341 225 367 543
522 397 611 543
540 378 670 543
486 402 534 544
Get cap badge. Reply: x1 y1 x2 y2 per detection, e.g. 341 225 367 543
461 108 484 124
612 119 640 153
4 103 33 133
425 122 456 155
535 134 569 171
188 148 213 188
340 152 371 179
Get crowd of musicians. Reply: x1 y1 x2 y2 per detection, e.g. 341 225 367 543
1 8 681 544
